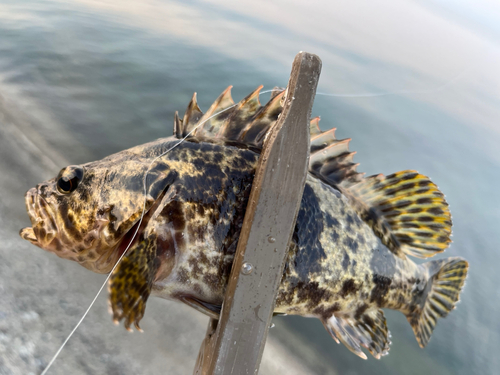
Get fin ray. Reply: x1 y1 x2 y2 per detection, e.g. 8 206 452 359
408 257 468 347
346 170 452 259
174 87 365 188
309 116 321 136
217 85 263 140
108 234 159 331
182 93 204 137
192 86 235 138
323 309 391 359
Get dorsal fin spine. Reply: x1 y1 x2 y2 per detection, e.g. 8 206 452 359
174 88 452 261
174 111 182 138
310 116 321 136
193 86 234 138
178 86 363 187
182 93 204 137
311 127 337 151
238 90 285 144
217 85 263 139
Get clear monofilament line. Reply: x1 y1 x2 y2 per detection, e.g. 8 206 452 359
316 66 472 98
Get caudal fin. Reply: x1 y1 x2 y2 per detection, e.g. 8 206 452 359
408 257 468 347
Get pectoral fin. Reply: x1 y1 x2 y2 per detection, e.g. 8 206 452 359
108 234 159 331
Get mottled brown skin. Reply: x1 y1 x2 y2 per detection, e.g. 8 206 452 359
23 138 419 325
20 87 468 359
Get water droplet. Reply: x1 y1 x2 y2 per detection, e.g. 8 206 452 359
241 262 253 275
268 236 276 243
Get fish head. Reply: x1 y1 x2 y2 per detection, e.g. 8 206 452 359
19 151 176 273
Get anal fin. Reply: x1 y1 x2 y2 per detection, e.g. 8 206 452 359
323 309 391 359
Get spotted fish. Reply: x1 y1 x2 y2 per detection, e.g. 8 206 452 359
19 86 468 359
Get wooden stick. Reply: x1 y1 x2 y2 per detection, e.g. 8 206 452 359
193 52 322 375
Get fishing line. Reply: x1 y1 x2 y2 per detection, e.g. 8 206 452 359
316 66 472 98
38 67 468 373
39 91 274 374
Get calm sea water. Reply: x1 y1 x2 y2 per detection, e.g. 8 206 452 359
0 0 499 374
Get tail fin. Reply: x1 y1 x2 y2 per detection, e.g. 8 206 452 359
407 257 468 347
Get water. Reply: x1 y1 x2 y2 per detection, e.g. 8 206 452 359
0 0 498 374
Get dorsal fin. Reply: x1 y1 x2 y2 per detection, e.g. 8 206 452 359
193 86 235 138
174 87 364 184
311 127 335 151
309 116 321 136
309 137 365 188
173 111 182 138
182 93 204 137
238 90 285 146
217 85 263 140
345 171 452 259
173 88 453 259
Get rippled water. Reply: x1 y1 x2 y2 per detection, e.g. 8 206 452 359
0 0 498 374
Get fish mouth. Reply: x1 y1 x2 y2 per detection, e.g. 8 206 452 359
20 187 58 248
19 226 37 242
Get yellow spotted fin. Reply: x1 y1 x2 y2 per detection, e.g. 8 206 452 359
408 257 468 347
108 234 159 331
345 171 452 259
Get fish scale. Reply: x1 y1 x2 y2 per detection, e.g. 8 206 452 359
20 86 468 360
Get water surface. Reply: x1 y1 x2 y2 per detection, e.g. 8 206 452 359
0 1 498 374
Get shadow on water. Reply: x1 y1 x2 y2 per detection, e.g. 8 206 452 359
0 0 498 374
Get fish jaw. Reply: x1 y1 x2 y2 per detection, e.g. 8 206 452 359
19 226 37 243
19 184 136 273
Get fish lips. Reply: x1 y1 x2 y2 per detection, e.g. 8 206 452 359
19 187 58 248
19 226 37 243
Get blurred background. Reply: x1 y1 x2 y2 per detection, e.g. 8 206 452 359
0 0 499 374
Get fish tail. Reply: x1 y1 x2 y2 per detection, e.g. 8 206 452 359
407 257 468 348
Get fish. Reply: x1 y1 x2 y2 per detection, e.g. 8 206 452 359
19 86 468 359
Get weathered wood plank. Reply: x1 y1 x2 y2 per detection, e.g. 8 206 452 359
193 52 322 375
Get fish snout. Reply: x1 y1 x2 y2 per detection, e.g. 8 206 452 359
20 187 58 248
19 227 37 243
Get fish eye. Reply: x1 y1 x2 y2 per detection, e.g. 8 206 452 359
56 165 84 194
